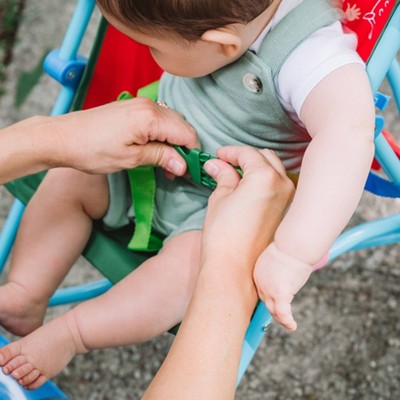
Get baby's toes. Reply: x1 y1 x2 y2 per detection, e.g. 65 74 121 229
24 374 47 390
2 354 26 375
11 361 34 380
18 368 41 387
0 342 22 367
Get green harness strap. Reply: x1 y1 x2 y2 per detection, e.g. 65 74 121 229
127 166 163 251
118 83 164 252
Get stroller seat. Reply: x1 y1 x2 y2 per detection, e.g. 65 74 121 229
0 0 400 395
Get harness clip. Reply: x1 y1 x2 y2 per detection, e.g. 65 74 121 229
175 146 243 189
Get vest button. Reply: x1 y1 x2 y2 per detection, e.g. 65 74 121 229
242 73 263 93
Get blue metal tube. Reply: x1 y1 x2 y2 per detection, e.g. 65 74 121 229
58 0 96 60
374 134 400 183
387 59 400 112
50 0 95 115
237 302 272 385
0 199 25 273
345 232 400 253
330 214 400 261
50 86 76 116
49 279 112 306
367 7 400 94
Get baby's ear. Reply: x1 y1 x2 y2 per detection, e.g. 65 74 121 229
201 27 242 58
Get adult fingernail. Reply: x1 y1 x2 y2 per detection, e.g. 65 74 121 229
167 158 184 175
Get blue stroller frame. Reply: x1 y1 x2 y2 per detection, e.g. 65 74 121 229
0 0 400 390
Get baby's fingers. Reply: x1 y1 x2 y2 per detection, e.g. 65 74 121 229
274 300 297 331
265 298 297 332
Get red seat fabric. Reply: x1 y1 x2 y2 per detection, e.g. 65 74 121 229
82 24 162 110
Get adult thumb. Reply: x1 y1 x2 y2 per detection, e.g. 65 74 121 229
204 159 241 192
136 142 187 176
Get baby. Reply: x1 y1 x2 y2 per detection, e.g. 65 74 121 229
0 0 375 389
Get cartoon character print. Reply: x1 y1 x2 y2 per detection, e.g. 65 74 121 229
361 0 392 39
342 1 362 21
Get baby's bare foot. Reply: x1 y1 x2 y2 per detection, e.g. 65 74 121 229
0 312 87 389
0 282 47 336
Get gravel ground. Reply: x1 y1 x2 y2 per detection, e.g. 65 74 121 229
0 1 400 399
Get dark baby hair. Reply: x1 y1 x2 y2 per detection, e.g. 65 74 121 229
96 0 274 41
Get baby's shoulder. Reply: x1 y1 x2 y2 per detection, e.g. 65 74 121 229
275 21 363 121
279 20 361 83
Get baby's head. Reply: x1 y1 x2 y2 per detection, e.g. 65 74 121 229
96 0 276 77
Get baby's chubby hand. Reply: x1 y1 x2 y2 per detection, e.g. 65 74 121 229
254 243 313 331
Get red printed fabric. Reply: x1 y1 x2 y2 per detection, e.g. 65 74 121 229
342 0 398 61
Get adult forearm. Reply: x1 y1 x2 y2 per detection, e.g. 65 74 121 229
143 266 258 400
0 116 57 184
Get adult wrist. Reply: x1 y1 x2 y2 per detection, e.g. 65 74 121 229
38 115 69 168
198 260 258 312
21 115 58 170
11 116 53 171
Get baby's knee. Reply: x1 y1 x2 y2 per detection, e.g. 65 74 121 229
34 169 108 218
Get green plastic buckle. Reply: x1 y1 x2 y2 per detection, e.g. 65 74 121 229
175 146 243 190
175 146 218 189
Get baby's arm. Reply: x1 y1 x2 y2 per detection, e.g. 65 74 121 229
254 63 375 330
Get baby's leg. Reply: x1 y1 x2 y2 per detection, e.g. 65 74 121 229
0 168 108 336
0 230 201 389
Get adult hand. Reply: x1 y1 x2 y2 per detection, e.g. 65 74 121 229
35 98 199 175
44 97 199 174
0 98 198 184
202 146 294 274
